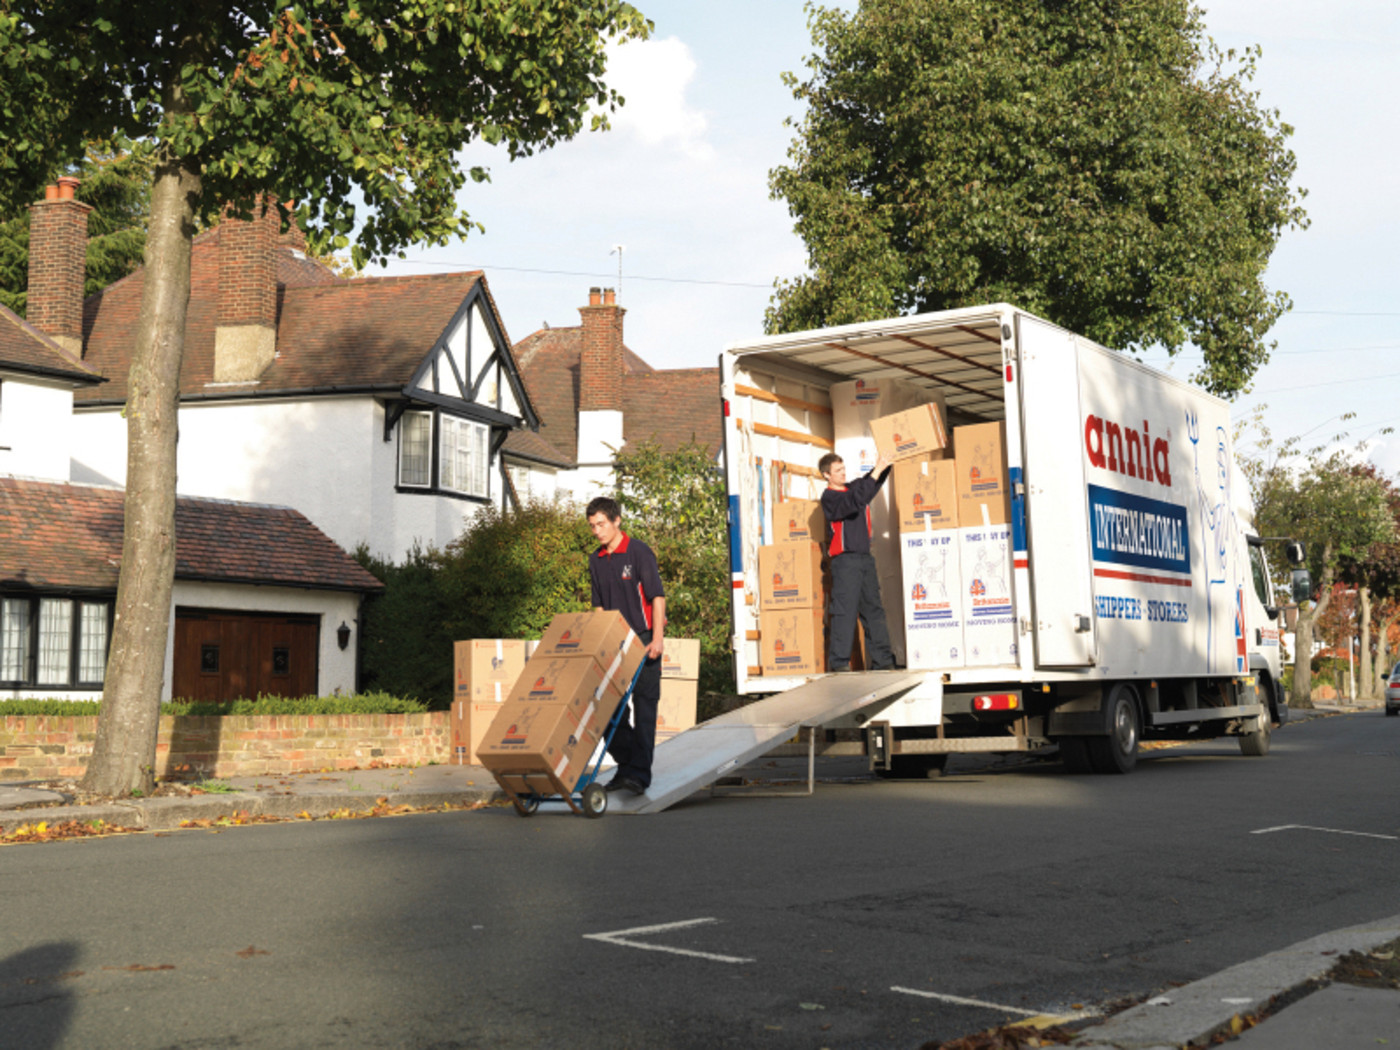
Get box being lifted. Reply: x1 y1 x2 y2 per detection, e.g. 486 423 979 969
869 403 949 463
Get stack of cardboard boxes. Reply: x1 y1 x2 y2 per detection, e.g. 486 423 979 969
758 538 828 675
476 611 646 794
657 637 701 742
895 421 1016 668
450 639 531 765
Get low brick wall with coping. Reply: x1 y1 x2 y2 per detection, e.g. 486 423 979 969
0 713 451 781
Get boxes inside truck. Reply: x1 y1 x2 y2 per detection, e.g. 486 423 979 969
868 403 949 463
758 540 828 608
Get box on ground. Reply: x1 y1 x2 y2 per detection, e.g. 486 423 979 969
900 532 965 669
759 607 826 676
453 639 529 703
869 403 948 463
476 691 618 795
449 700 510 765
958 523 1018 666
533 610 645 686
656 678 698 741
661 637 700 680
773 498 826 544
954 422 1010 525
894 456 959 533
759 540 828 608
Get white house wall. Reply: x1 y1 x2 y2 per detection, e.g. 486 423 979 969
72 397 501 561
0 375 74 482
164 582 362 701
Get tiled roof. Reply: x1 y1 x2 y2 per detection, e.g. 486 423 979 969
0 477 382 593
509 324 719 465
75 225 487 404
0 303 103 383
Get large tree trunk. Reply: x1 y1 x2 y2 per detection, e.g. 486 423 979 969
1359 586 1374 700
80 143 200 797
1290 553 1333 710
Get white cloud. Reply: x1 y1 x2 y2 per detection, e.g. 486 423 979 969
599 36 712 161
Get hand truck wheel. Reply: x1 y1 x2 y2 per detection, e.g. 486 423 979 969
581 782 608 818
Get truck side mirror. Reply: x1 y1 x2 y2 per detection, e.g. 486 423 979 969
1291 568 1312 604
1285 541 1306 566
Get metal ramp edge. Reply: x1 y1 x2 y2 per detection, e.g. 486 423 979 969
611 671 927 815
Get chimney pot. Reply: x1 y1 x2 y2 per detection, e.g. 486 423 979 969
56 176 79 201
44 184 59 202
588 287 602 307
603 288 615 306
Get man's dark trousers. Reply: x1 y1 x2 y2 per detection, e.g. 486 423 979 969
608 629 661 788
828 552 894 671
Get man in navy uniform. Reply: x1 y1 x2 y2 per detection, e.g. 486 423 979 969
819 451 895 672
586 496 666 795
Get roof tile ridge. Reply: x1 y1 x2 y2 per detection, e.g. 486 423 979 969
0 303 103 376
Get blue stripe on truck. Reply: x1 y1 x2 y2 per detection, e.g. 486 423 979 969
1010 466 1026 553
728 494 743 573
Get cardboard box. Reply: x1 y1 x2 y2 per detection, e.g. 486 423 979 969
450 700 510 765
958 523 1018 667
759 541 828 609
759 607 826 676
954 422 1010 525
533 610 645 688
508 653 638 710
868 403 949 463
453 639 529 703
773 498 826 544
900 532 965 669
656 678 698 741
476 692 616 794
661 637 700 680
894 456 959 533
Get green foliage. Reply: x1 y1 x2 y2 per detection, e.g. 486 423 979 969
436 499 597 640
0 2 651 265
0 140 150 315
768 0 1307 396
613 440 734 694
0 693 426 716
355 543 454 709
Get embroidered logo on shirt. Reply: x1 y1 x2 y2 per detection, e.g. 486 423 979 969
622 563 634 580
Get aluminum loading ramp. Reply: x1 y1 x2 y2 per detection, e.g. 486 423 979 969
610 672 927 815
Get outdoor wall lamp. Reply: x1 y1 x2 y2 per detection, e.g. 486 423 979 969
337 621 352 650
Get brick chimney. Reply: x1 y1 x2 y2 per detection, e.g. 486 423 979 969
575 287 626 472
579 286 624 411
27 177 91 356
214 197 279 382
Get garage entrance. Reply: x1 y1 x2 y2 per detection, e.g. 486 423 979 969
172 609 320 702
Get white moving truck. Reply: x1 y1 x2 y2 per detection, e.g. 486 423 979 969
721 304 1289 775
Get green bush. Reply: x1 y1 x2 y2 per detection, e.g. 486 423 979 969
0 693 426 717
355 542 453 708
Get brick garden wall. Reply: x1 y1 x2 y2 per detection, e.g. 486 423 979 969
0 713 451 782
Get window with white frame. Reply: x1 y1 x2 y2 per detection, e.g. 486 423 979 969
439 415 489 497
398 411 433 488
0 595 111 688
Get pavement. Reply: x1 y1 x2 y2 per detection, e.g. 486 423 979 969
2 700 1396 1048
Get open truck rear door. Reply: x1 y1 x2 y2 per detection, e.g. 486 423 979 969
1016 315 1098 668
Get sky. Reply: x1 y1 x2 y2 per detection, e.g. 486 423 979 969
376 1 1400 474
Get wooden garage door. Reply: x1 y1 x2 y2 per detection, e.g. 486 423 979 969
173 609 320 703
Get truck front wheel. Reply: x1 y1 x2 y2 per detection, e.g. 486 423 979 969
1088 685 1140 774
1239 677 1273 757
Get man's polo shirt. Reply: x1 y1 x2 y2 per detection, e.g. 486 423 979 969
590 532 665 636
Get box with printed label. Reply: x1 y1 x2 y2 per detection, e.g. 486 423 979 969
900 532 966 669
868 403 949 463
533 610 643 682
476 692 614 794
893 456 959 533
449 700 513 765
954 422 1010 526
758 541 828 609
759 607 826 676
661 637 700 680
773 499 826 545
453 639 529 703
506 653 634 710
656 678 698 741
958 523 1018 667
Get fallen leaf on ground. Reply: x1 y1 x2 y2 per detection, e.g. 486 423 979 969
236 946 269 958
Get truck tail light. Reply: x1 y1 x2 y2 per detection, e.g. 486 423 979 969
973 693 1020 711
722 398 731 417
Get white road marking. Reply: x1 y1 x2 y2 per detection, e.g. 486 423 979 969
890 986 1040 1016
583 918 754 964
1251 824 1398 842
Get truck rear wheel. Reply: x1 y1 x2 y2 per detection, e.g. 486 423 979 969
1087 685 1140 774
1239 678 1272 757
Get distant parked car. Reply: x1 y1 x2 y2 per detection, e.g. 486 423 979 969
1386 664 1400 717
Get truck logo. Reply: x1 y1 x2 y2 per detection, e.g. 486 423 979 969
1084 414 1172 487
911 583 927 601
